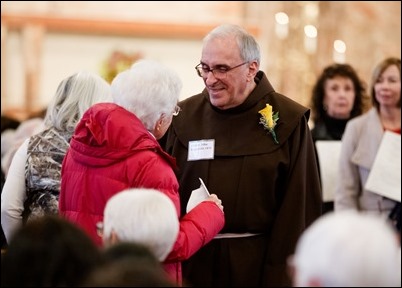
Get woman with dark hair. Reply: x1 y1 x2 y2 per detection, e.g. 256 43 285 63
310 63 369 213
311 63 368 140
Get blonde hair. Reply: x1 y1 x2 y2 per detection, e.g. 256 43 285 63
44 71 112 133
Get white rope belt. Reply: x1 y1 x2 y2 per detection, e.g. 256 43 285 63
213 232 261 239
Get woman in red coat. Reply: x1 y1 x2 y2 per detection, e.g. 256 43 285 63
59 59 225 286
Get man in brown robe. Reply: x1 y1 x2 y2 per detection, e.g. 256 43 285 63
161 24 322 287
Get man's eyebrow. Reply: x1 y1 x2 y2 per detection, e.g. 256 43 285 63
200 62 229 68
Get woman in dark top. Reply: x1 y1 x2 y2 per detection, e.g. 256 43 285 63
310 63 369 213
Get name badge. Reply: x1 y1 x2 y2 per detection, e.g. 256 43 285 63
188 139 215 161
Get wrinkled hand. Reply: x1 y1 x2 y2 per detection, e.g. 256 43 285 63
205 194 224 212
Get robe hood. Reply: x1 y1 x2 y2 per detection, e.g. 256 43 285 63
171 71 310 156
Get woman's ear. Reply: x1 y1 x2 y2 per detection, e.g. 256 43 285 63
154 115 164 132
109 230 120 245
103 229 120 246
152 113 172 140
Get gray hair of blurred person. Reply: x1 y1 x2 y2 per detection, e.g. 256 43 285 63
44 71 112 133
290 210 401 287
111 59 182 131
203 24 261 66
102 188 180 262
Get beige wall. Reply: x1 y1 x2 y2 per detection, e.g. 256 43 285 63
3 31 206 109
1 1 401 119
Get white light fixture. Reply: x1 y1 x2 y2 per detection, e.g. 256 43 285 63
333 40 346 63
304 25 317 54
275 12 289 39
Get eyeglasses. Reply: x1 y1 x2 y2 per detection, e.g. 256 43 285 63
172 105 182 116
195 62 248 79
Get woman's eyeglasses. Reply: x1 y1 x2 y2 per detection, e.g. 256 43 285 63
173 105 182 116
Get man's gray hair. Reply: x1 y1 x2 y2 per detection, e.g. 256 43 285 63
203 24 261 65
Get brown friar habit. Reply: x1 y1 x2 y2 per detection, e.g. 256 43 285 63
162 71 322 287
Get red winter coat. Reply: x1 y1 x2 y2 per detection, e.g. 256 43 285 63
59 103 225 285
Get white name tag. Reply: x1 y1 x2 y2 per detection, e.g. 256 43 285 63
188 139 215 161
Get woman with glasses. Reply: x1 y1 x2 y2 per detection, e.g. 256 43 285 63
58 59 225 286
161 24 322 287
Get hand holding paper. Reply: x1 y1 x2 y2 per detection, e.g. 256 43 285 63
186 178 210 212
186 178 224 212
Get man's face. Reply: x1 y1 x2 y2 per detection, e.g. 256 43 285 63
200 37 252 110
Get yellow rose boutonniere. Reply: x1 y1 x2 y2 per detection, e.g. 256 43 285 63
258 104 279 144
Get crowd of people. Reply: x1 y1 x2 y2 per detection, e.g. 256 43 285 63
1 23 400 287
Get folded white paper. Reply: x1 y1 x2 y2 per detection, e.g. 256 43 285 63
186 178 211 212
365 131 401 202
316 141 342 202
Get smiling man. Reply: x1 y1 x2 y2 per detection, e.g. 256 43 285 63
161 24 322 287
